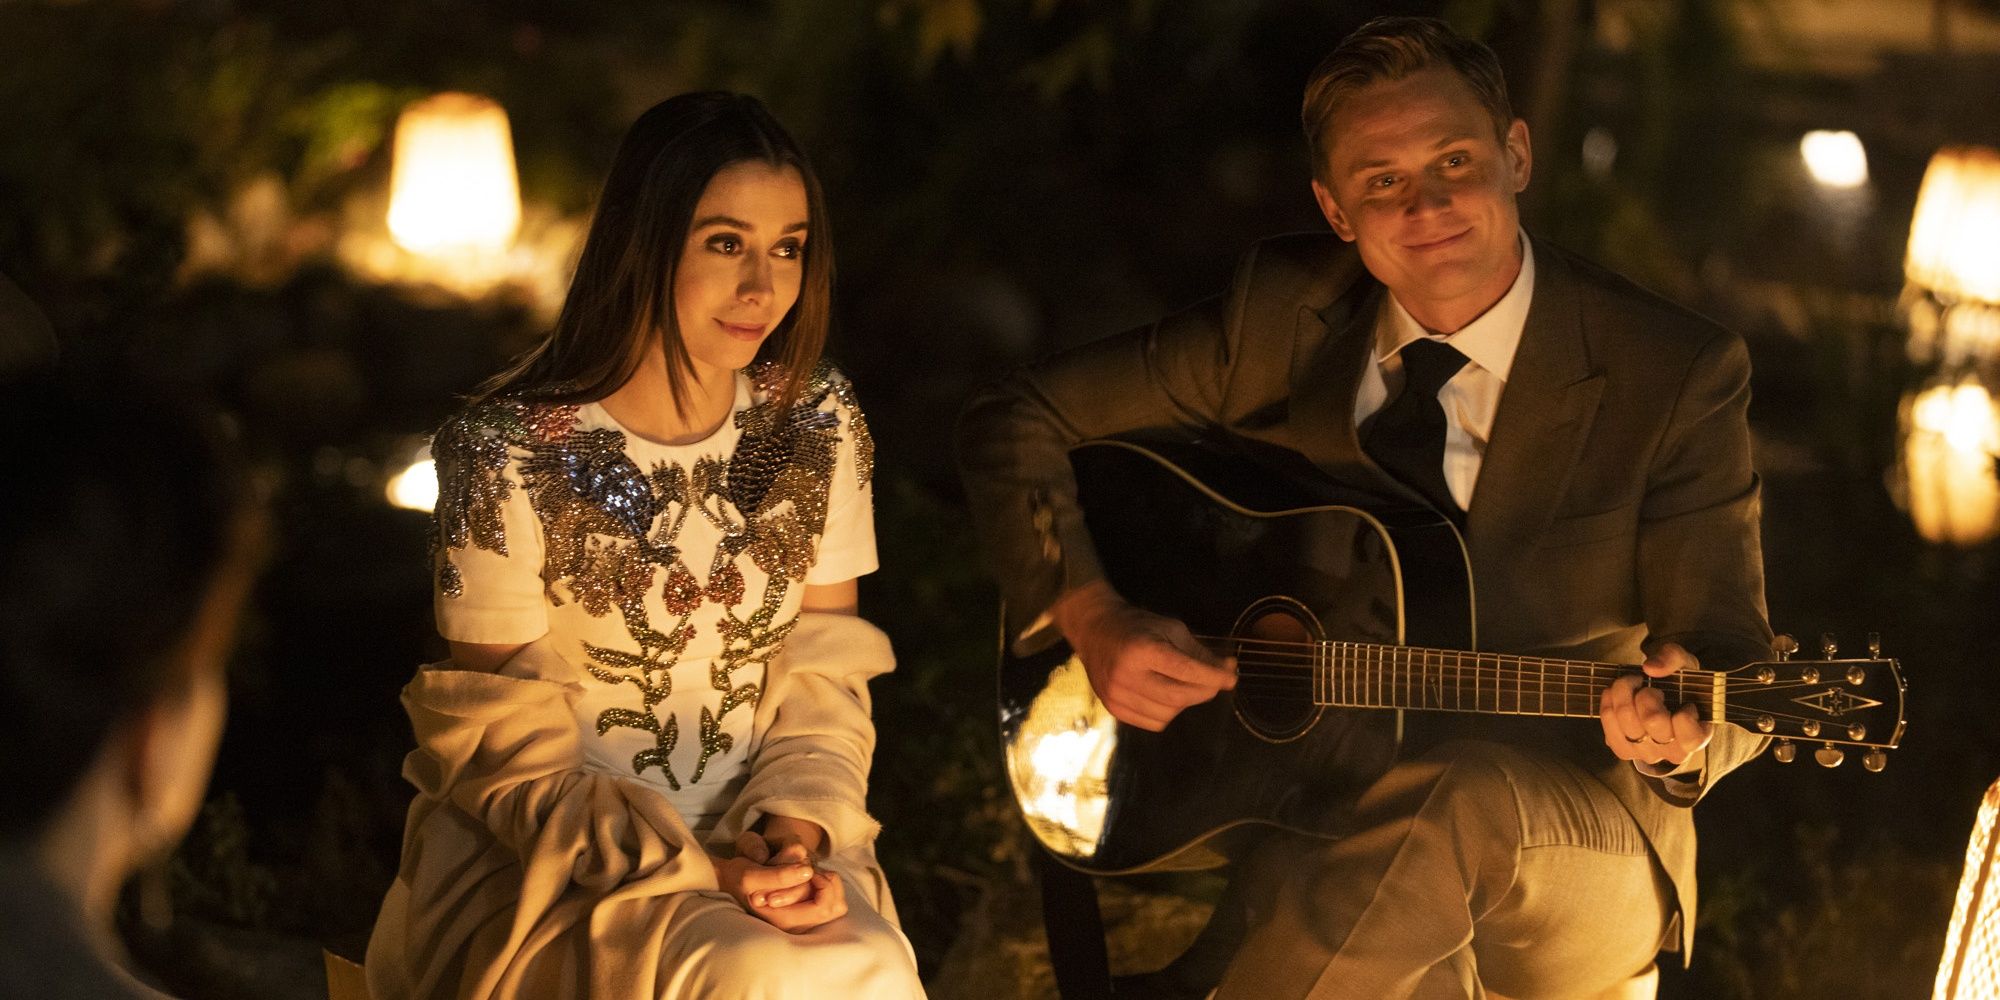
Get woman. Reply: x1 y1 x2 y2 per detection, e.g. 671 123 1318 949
366 92 925 999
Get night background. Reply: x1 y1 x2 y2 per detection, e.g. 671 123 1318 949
3 1 1998 997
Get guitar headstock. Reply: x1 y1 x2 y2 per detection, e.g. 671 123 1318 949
1721 632 1906 771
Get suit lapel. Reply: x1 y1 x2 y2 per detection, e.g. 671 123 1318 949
1288 277 1413 499
1466 242 1605 563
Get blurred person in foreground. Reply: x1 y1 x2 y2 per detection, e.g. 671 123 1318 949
0 372 262 999
365 91 924 999
958 15 1771 1000
0 270 58 375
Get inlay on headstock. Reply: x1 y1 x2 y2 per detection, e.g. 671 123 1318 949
1730 632 1905 771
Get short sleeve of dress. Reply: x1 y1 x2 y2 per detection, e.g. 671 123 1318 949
805 370 878 585
430 406 552 645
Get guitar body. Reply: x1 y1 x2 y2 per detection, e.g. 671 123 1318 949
1000 441 1907 876
999 439 1474 874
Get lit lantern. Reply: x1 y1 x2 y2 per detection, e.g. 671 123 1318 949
1800 130 1869 189
1900 381 2000 547
1936 776 2000 999
386 448 438 513
1907 147 2000 307
385 93 522 257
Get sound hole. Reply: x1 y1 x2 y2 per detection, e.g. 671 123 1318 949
1231 597 1324 742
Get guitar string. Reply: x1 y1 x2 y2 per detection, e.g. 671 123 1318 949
1227 672 1871 729
1212 635 1868 673
1225 678 1875 734
1200 632 1888 688
1195 638 1884 710
1228 666 1839 699
1227 657 1848 690
1223 650 1865 691
1205 629 1884 731
1229 673 1861 717
1227 660 1873 716
1205 632 1881 677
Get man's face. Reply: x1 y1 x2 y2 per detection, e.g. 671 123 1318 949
1311 67 1531 331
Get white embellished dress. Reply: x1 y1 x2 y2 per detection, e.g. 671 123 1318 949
365 363 925 1000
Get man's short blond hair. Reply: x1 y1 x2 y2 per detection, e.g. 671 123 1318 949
1302 16 1515 186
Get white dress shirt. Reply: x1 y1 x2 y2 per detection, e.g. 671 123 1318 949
1354 232 1535 511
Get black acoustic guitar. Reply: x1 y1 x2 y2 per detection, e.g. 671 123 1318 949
998 439 1907 875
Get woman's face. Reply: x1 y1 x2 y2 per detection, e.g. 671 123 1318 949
672 160 811 383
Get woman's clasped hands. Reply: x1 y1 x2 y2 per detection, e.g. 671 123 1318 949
716 815 847 933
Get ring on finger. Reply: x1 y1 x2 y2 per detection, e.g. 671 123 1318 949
1623 735 1645 744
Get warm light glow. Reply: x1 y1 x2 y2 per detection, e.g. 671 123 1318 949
1903 382 2000 546
1007 655 1119 858
1907 146 2000 304
1801 130 1869 188
1581 126 1617 179
386 93 522 256
387 456 438 513
1937 776 2000 998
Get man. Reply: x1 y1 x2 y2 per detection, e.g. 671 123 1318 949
0 372 262 999
957 16 1770 999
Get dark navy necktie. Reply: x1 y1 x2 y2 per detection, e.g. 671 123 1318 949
1363 338 1469 521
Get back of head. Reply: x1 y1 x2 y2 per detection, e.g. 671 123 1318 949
0 370 250 842
1301 16 1514 185
0 271 56 377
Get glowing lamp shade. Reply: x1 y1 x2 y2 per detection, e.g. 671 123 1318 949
1902 382 2000 547
1937 777 2000 998
386 456 439 513
1801 130 1869 189
1907 146 2000 305
386 93 522 256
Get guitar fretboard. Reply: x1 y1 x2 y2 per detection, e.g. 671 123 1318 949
1218 638 1718 720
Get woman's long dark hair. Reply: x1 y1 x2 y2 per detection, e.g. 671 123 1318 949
477 92 833 416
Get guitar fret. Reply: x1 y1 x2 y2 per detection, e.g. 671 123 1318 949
1375 643 1384 709
1403 646 1413 710
1404 648 1415 710
1491 653 1500 714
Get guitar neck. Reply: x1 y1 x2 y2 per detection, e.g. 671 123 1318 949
1230 639 1720 721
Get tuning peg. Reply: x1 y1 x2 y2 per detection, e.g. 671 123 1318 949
1868 631 1882 658
1846 664 1867 685
1772 635 1799 661
1773 738 1797 763
1815 744 1844 768
1863 749 1887 772
1821 632 1838 658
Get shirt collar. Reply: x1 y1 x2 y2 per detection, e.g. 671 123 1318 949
1374 230 1536 384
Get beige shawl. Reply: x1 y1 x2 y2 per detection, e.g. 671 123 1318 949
366 613 900 1000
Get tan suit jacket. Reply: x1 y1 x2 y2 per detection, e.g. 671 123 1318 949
955 232 1773 958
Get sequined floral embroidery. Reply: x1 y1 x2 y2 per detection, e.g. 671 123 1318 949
430 362 869 787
